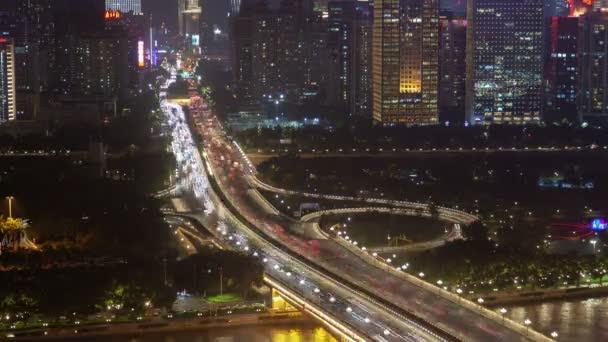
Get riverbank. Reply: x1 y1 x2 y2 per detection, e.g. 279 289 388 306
469 285 608 306
6 312 310 341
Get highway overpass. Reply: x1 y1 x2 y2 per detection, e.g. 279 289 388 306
162 70 554 341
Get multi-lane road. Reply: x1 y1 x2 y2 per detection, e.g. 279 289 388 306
160 80 446 342
160 70 552 341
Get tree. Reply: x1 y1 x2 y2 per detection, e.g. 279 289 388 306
462 221 489 242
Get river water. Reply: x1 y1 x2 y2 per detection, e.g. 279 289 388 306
72 324 337 342
70 297 608 342
504 296 608 341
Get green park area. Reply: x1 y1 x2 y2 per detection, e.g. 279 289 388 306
207 294 244 303
318 212 448 248
256 153 608 294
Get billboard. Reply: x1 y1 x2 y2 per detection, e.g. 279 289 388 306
138 41 144 67
192 34 200 46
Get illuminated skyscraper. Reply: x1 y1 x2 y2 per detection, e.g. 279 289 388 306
0 37 16 123
373 0 439 125
578 10 608 122
178 0 201 36
327 0 372 116
466 0 543 125
439 15 467 123
545 16 579 123
105 0 142 14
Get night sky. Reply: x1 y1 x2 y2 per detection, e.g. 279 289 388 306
142 0 178 28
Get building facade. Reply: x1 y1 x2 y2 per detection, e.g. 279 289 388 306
373 0 439 125
326 0 372 117
439 15 467 124
578 10 608 122
466 0 544 125
232 0 323 105
178 0 201 36
105 0 142 14
545 16 579 123
0 37 16 123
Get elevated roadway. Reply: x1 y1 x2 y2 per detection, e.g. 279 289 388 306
161 85 448 341
162 69 554 341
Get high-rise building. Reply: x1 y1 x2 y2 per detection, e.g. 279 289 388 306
466 0 544 125
16 0 53 93
439 15 467 124
0 37 16 123
105 0 142 14
373 0 439 125
0 9 41 120
441 0 466 16
593 0 608 10
578 10 608 122
178 0 201 36
231 0 321 105
544 0 570 18
545 16 578 123
79 30 130 98
352 0 372 117
326 0 372 116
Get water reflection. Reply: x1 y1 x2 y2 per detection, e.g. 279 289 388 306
73 325 337 342
504 297 608 341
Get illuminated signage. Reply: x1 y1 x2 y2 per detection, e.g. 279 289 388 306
138 41 145 67
591 218 607 231
105 10 121 20
192 35 200 46
0 38 7 43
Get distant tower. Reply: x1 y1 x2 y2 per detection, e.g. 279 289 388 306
0 37 16 123
178 0 202 36
105 0 142 14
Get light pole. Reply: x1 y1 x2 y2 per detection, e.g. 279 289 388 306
6 196 14 218
551 331 558 340
499 308 507 323
524 318 532 336
477 298 484 313
219 267 223 296
456 288 463 302
591 239 597 254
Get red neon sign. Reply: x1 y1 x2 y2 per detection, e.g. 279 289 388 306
105 10 121 20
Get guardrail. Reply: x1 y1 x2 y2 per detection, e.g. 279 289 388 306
250 177 478 224
300 206 468 225
332 233 553 342
200 156 455 341
229 140 554 341
152 185 178 198
265 277 366 342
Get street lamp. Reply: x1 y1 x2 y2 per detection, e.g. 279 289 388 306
499 308 507 323
551 331 558 339
591 240 597 254
477 298 484 313
456 288 463 302
524 318 532 336
5 196 14 218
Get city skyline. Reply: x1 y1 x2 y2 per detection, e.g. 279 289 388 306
0 1 607 342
